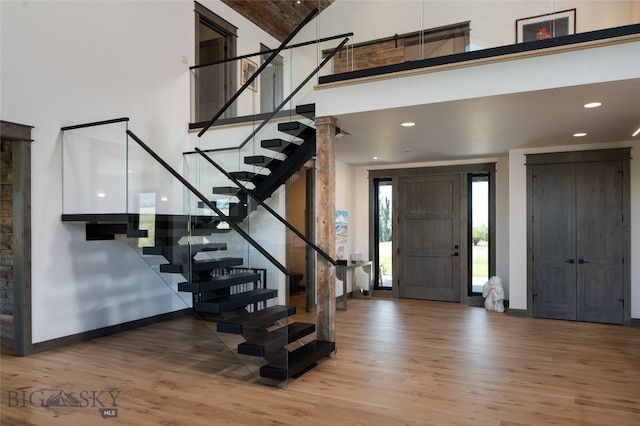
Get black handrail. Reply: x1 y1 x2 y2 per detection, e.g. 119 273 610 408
197 7 319 137
189 35 349 155
195 147 337 267
61 117 129 131
126 129 289 275
190 32 353 70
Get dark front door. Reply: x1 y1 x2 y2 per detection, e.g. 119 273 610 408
398 174 460 301
531 160 624 324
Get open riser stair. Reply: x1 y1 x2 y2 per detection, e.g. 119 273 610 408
61 103 335 383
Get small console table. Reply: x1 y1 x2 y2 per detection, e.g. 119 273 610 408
336 261 373 311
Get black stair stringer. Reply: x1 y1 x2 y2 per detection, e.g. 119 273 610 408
252 132 315 202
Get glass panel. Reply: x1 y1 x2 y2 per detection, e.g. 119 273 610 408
375 179 393 289
127 131 298 386
310 1 635 78
61 121 128 215
470 175 489 295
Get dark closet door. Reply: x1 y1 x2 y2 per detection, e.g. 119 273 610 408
575 161 624 324
531 160 624 324
531 164 577 320
398 174 460 301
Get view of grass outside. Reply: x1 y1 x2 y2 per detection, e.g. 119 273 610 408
378 181 393 287
377 177 489 292
471 178 489 292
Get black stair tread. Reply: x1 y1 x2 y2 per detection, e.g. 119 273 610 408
217 305 296 334
178 272 262 293
238 322 316 357
159 257 243 274
261 138 298 156
230 171 267 186
211 186 239 195
143 243 227 256
244 155 282 171
260 340 335 380
295 103 315 120
278 121 315 140
194 288 277 314
126 229 148 238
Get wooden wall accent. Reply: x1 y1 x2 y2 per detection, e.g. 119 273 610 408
325 22 470 75
221 0 334 42
0 120 33 356
332 39 406 74
0 139 13 349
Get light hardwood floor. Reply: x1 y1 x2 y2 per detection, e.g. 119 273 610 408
1 298 639 425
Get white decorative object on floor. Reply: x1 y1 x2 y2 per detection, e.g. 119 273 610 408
482 276 505 313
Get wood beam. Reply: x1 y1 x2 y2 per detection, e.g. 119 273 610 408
314 116 337 344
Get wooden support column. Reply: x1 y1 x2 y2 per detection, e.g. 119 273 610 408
314 116 337 344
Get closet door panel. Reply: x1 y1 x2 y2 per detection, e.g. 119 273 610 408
576 161 624 324
531 164 576 320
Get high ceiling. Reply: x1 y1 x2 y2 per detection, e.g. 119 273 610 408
222 0 334 42
223 2 640 167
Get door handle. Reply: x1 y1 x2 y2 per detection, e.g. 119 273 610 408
578 258 589 264
565 259 575 264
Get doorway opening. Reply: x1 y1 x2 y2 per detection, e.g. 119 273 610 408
260 44 284 114
287 168 315 312
194 2 237 123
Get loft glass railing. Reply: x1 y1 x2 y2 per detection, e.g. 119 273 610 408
190 32 351 126
292 1 639 79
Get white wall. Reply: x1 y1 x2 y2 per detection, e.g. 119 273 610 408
0 1 280 343
508 140 640 318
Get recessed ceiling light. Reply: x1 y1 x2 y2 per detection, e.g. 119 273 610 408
403 148 412 152
632 127 640 137
372 156 379 160
573 132 587 137
160 196 168 202
97 192 106 198
584 102 602 108
401 122 415 127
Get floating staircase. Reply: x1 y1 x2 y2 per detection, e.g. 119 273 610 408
61 103 335 382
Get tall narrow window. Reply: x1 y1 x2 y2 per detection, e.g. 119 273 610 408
469 174 489 295
374 179 393 289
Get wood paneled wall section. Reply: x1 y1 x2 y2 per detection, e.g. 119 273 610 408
331 39 406 74
0 140 13 348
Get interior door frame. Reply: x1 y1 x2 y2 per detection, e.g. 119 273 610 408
194 1 238 122
525 148 631 324
369 163 495 304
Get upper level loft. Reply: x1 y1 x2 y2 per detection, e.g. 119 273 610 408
191 1 639 166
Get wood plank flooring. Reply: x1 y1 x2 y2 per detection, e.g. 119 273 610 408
1 298 639 425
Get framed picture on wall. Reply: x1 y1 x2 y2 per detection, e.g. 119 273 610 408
240 58 258 92
516 9 576 43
